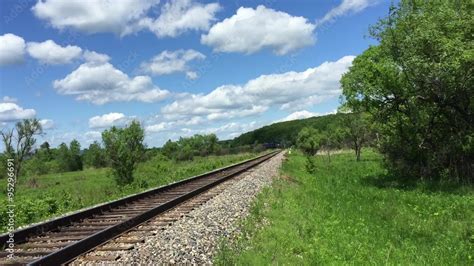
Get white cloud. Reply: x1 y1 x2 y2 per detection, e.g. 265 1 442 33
279 110 316 122
53 61 170 104
89 112 134 128
206 106 268 121
26 40 82 65
279 95 333 112
32 0 159 35
201 5 315 55
137 0 221 38
145 116 205 134
145 122 169 133
0 33 26 65
2 96 17 103
275 109 338 123
186 71 198 80
316 0 375 27
82 50 110 64
39 119 55 129
140 49 205 77
172 121 260 140
32 0 219 38
0 102 36 122
161 55 354 121
206 121 258 136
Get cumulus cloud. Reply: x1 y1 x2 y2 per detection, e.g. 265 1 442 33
2 96 17 103
53 60 170 105
32 0 219 38
278 110 316 122
205 121 259 136
0 33 108 66
0 33 26 65
89 112 135 128
137 0 221 38
26 40 82 65
161 55 354 121
145 122 169 133
201 5 315 55
82 50 110 64
39 119 55 129
182 121 260 140
32 0 159 35
0 102 36 122
185 71 198 80
145 116 206 133
140 49 205 78
316 0 375 27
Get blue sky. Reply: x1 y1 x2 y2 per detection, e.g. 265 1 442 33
0 0 393 148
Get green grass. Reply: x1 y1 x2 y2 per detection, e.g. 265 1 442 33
215 150 474 265
0 152 258 233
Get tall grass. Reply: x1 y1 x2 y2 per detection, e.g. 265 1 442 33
215 150 473 264
0 153 258 233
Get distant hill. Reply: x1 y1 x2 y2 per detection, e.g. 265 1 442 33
229 113 349 147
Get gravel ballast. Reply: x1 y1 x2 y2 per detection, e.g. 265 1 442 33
116 151 285 264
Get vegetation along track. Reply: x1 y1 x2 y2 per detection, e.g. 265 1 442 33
0 151 279 265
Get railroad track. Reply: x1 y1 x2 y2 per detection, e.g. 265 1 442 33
0 151 279 265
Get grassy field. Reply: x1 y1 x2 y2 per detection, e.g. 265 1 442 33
216 150 473 265
0 152 258 233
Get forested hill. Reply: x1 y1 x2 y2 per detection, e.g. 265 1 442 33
230 113 348 147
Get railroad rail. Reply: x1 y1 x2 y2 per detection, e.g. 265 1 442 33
0 151 279 265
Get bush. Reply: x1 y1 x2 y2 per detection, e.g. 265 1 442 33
102 121 145 185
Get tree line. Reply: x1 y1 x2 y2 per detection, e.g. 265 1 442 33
0 119 266 185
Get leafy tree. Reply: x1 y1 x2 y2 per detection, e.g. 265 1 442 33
176 143 194 161
56 143 70 172
0 153 7 179
296 127 323 156
24 156 49 176
1 119 42 180
341 1 473 180
37 141 53 162
340 113 372 161
162 139 179 159
68 139 83 171
102 121 145 185
83 141 106 168
161 134 221 161
321 125 345 162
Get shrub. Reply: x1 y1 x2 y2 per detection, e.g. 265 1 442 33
102 121 145 185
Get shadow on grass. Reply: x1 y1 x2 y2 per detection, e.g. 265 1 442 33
361 174 474 195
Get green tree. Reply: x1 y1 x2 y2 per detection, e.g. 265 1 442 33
37 141 53 162
296 127 323 156
341 1 473 180
102 121 145 185
161 134 221 161
0 153 7 179
56 143 71 172
69 139 83 171
162 139 179 159
1 119 42 180
321 125 345 162
83 141 106 168
340 113 372 161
